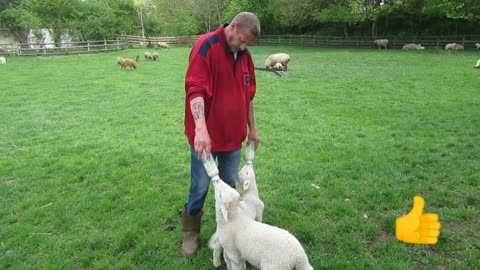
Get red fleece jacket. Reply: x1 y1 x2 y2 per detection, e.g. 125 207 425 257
184 24 257 152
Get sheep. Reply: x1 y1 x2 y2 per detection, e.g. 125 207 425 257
475 59 480 69
157 41 170 48
116 57 124 68
273 62 285 71
445 43 456 50
144 52 153 60
373 39 389 49
475 43 480 49
211 179 314 270
402 43 425 50
121 58 137 70
453 43 464 50
209 143 264 268
152 52 159 61
135 55 140 62
265 53 291 71
0 56 6 64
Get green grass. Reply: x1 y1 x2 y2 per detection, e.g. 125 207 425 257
1 47 479 269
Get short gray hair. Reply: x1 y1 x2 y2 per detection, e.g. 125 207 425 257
232 12 261 38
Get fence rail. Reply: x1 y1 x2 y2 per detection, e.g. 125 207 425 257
2 35 479 55
0 39 128 56
255 35 480 50
116 35 199 47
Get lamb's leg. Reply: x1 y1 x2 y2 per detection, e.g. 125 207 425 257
223 251 246 270
208 232 222 267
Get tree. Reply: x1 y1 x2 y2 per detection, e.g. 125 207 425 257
0 2 41 43
26 0 81 44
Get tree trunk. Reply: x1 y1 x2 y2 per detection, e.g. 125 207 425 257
343 23 350 38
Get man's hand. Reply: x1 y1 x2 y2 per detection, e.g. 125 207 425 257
194 127 211 160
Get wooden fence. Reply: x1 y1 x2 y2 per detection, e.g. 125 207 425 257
116 35 199 47
0 39 128 56
117 34 480 50
2 35 479 55
255 35 480 50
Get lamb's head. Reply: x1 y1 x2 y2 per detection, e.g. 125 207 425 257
238 163 255 191
273 63 284 71
417 44 425 50
213 179 245 223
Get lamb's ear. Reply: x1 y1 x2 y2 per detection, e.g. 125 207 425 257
221 202 229 222
243 180 250 191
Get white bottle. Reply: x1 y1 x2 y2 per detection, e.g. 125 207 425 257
245 141 255 163
202 151 219 179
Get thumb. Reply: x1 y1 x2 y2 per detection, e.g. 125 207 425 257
408 195 425 217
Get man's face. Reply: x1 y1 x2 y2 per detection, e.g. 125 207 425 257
228 23 256 52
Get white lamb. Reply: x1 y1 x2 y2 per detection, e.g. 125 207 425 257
273 62 285 71
265 53 290 71
0 56 6 64
208 143 265 268
475 59 480 69
476 43 480 49
212 178 314 270
402 43 425 50
374 39 388 49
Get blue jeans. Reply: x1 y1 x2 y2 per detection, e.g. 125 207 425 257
187 147 241 216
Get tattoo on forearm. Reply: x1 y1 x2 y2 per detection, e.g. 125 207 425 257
192 102 204 120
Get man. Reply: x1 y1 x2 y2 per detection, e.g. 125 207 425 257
181 12 261 257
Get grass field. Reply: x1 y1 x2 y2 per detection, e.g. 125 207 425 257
1 46 479 269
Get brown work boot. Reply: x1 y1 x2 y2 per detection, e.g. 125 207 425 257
180 204 203 257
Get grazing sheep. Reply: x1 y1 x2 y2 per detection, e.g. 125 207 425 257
121 58 137 70
152 52 159 60
116 57 124 68
475 59 480 68
0 56 6 64
445 43 456 50
212 179 314 270
374 39 389 49
144 52 153 60
265 53 291 71
402 43 425 50
135 55 140 62
475 43 480 49
453 43 464 50
157 41 170 48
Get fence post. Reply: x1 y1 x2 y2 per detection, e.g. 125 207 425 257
117 38 120 50
88 40 90 52
104 39 107 50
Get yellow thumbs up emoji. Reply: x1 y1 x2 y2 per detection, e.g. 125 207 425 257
396 196 441 244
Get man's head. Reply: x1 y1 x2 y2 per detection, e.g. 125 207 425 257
225 12 261 52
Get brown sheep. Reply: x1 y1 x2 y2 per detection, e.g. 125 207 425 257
152 52 159 60
144 52 153 60
121 58 137 70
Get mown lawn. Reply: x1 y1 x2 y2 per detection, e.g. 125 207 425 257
0 46 479 269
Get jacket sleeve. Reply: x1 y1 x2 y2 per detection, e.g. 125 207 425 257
185 49 212 103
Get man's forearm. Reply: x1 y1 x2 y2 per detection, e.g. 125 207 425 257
190 96 207 131
248 100 256 130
